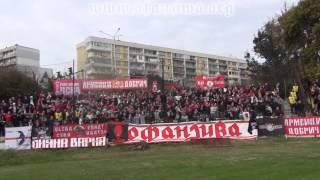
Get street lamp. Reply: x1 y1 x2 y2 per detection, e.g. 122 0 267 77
99 28 121 77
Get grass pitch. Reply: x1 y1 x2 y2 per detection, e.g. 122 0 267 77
0 138 320 180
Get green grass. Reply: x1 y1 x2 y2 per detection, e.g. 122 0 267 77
1 138 320 180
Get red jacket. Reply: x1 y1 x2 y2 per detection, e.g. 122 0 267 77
4 113 13 123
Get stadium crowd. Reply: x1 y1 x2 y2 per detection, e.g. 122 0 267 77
0 84 285 136
288 80 320 116
309 80 320 115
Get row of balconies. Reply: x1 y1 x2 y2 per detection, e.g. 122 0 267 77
144 49 158 57
0 51 16 59
0 58 17 66
209 71 219 75
158 52 171 58
85 66 112 75
185 62 196 68
87 57 112 64
173 62 184 68
186 70 196 75
173 73 185 79
129 48 143 55
85 63 246 79
172 53 184 59
86 44 112 52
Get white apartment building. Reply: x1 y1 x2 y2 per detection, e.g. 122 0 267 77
0 44 53 81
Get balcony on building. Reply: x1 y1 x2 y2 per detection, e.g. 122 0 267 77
85 65 112 75
116 61 128 67
209 71 219 75
218 60 227 66
173 69 185 75
145 63 159 70
173 61 184 68
129 47 143 55
172 53 184 59
130 63 145 71
86 41 112 51
219 65 228 72
173 66 185 73
129 54 144 63
173 73 185 79
144 49 158 57
86 58 112 66
0 58 17 67
1 50 16 59
227 70 240 78
145 57 159 64
186 74 196 79
159 51 171 59
208 58 218 64
172 58 184 64
130 68 146 76
186 69 196 75
209 64 219 70
185 62 196 69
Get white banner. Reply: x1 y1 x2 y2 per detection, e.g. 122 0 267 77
127 121 256 143
5 126 32 150
32 137 106 149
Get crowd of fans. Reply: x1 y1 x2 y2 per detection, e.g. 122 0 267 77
309 80 320 115
288 80 320 116
0 84 285 136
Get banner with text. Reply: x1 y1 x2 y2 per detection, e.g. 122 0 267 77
82 79 148 90
53 79 148 95
32 137 106 149
285 116 320 137
126 121 256 143
32 121 129 149
53 123 108 139
53 80 81 96
195 75 225 89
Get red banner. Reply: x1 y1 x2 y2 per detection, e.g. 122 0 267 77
126 121 256 143
285 116 320 137
195 75 225 89
53 80 81 96
53 123 108 139
82 79 147 90
53 78 148 95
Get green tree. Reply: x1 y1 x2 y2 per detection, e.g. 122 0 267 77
246 19 294 86
247 0 320 108
0 69 40 99
280 0 320 80
249 0 320 82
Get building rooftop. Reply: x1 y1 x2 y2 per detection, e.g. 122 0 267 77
0 44 39 53
77 36 246 63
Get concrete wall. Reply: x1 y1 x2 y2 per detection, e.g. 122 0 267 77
15 45 40 67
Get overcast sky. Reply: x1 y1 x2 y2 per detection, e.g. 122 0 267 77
0 0 299 72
